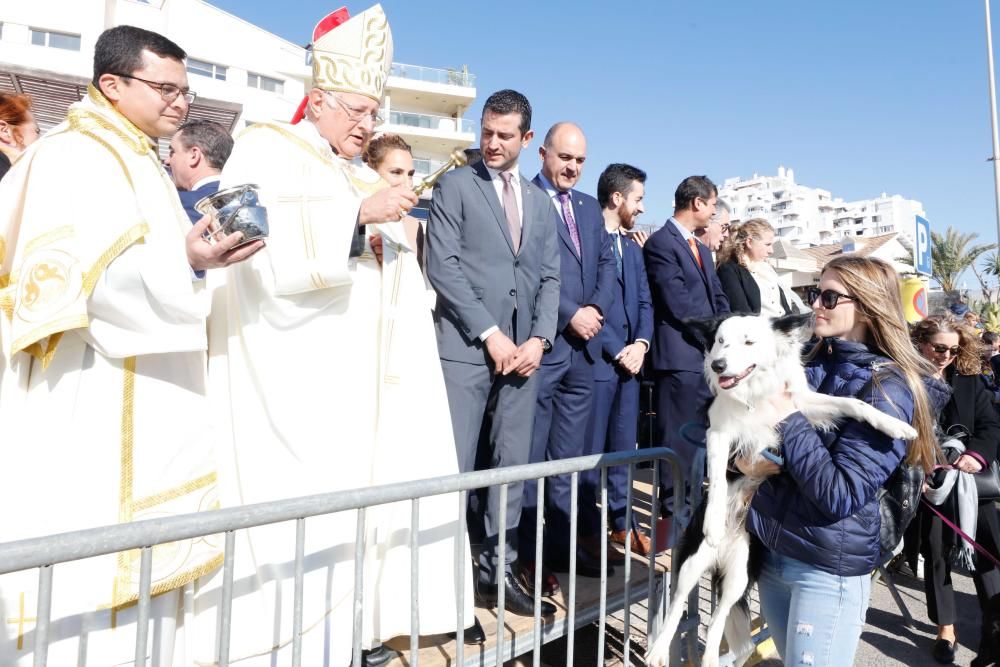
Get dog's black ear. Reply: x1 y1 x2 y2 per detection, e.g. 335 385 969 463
771 312 814 340
684 314 732 348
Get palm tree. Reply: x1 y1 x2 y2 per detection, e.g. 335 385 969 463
931 227 996 296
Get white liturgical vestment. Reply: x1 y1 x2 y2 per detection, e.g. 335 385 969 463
202 120 472 665
0 86 218 666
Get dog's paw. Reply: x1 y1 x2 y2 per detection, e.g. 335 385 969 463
884 419 918 441
645 637 670 667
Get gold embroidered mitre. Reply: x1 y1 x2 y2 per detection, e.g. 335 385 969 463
311 3 393 102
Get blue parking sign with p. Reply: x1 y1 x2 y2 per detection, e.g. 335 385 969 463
915 216 931 275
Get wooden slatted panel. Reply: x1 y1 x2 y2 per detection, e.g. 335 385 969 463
0 73 19 94
15 75 86 132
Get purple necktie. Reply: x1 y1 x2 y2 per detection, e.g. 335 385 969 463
558 191 581 256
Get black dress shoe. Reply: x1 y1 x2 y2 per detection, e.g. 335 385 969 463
518 560 561 597
475 572 556 617
361 644 400 667
932 638 956 664
446 617 486 645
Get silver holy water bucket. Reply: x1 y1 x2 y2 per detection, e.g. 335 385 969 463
194 183 269 248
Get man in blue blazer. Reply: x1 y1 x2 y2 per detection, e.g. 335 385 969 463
585 163 654 556
165 118 233 223
518 122 616 591
643 175 729 511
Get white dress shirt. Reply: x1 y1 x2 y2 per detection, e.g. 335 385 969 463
479 163 522 342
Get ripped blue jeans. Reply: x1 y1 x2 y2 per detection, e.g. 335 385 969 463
756 550 872 667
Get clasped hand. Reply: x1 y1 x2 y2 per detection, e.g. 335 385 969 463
568 306 603 340
485 332 543 377
616 342 645 375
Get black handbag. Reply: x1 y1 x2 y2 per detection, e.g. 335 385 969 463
878 461 924 563
975 459 1000 501
945 425 1000 501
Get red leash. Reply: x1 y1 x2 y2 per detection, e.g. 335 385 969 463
920 497 1000 569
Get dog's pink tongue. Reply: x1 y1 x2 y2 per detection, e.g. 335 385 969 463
719 376 737 389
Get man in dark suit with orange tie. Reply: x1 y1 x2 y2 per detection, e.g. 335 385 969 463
643 175 729 513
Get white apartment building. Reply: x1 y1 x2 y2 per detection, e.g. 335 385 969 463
0 0 476 195
720 166 924 249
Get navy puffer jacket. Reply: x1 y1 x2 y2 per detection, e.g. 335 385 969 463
746 338 917 576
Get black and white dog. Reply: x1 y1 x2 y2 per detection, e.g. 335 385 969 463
646 312 917 667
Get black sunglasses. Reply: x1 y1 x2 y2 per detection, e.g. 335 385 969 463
807 287 854 310
929 343 961 356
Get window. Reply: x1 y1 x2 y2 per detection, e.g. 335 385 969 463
872 215 881 223
247 73 284 94
30 28 81 51
187 58 227 81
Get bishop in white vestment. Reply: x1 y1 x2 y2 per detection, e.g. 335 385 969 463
0 81 218 665
201 5 474 665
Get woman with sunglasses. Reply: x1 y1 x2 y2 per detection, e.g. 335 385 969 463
739 256 940 667
912 316 1000 663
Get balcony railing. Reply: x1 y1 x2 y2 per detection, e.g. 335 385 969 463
389 62 476 87
385 110 476 134
413 157 449 178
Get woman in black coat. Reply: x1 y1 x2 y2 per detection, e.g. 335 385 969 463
715 218 792 317
913 316 1000 664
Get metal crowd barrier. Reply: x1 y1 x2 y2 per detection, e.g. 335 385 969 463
0 447 696 667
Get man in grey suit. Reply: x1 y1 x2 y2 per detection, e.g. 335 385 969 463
426 89 560 617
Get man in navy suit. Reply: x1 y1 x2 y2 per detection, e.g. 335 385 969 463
585 163 654 556
643 175 729 512
519 122 616 592
165 118 233 223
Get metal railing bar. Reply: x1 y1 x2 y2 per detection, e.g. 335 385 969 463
0 450 677 575
623 463 634 667
647 462 660 637
217 531 236 667
410 498 420 666
133 546 153 667
455 490 466 667
566 471 578 667
292 517 305 667
532 476 543 667
32 565 52 667
495 483 507 667
351 508 366 667
597 467 608 667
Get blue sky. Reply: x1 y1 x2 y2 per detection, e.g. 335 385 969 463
212 0 999 248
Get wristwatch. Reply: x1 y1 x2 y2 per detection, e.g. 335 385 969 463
534 336 552 353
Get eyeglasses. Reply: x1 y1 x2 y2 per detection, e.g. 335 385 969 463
325 92 383 127
929 343 961 356
807 287 854 310
113 73 196 104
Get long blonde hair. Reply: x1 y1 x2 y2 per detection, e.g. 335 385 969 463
716 218 773 266
810 256 941 472
911 316 982 376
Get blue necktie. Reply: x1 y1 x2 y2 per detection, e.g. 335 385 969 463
610 232 623 278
